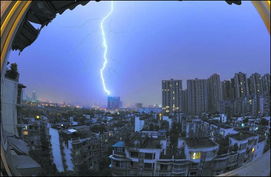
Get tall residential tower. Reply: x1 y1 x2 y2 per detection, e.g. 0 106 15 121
162 79 182 114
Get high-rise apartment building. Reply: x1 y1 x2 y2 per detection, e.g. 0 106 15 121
234 72 248 98
162 79 182 114
181 89 188 114
187 79 208 115
261 74 270 96
107 96 121 110
248 73 263 96
31 90 37 102
221 80 234 100
208 74 222 113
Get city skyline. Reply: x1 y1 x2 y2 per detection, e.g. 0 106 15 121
7 1 270 106
23 71 270 108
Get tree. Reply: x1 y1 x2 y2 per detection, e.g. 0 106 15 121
91 125 106 133
160 120 169 130
260 118 268 126
5 63 19 80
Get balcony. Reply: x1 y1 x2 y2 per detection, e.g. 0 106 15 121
219 150 270 176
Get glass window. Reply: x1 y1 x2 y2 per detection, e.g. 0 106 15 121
190 152 201 160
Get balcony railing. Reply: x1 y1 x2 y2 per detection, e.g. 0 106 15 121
219 150 270 176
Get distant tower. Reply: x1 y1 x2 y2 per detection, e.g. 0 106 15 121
31 90 37 102
135 103 143 109
107 96 121 110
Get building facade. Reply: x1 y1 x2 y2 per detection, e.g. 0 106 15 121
162 79 182 114
187 79 208 115
107 96 121 110
208 74 222 113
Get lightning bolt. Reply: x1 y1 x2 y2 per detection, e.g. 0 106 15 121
100 1 114 96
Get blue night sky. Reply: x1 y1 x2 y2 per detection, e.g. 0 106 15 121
8 1 270 107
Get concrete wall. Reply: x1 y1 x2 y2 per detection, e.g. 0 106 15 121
1 78 18 136
254 139 266 160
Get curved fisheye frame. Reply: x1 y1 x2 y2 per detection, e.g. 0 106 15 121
0 1 270 176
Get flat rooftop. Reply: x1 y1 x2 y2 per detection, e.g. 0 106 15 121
185 137 217 148
113 141 125 148
126 133 161 149
229 132 257 141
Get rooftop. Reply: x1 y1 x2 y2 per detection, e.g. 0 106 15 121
112 141 125 148
125 133 162 149
229 132 257 141
12 155 41 169
7 137 29 154
185 137 217 148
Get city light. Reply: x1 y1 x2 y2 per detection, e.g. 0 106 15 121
22 130 29 136
252 148 255 152
191 152 201 160
100 1 114 96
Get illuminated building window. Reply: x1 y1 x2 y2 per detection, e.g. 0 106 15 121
191 152 201 160
252 147 255 152
22 130 29 136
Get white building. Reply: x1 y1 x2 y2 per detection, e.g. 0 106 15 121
219 127 238 138
184 138 219 163
162 116 172 129
134 116 144 132
253 138 266 160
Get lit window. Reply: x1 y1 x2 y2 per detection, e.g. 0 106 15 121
252 148 255 152
191 152 201 160
22 130 29 136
